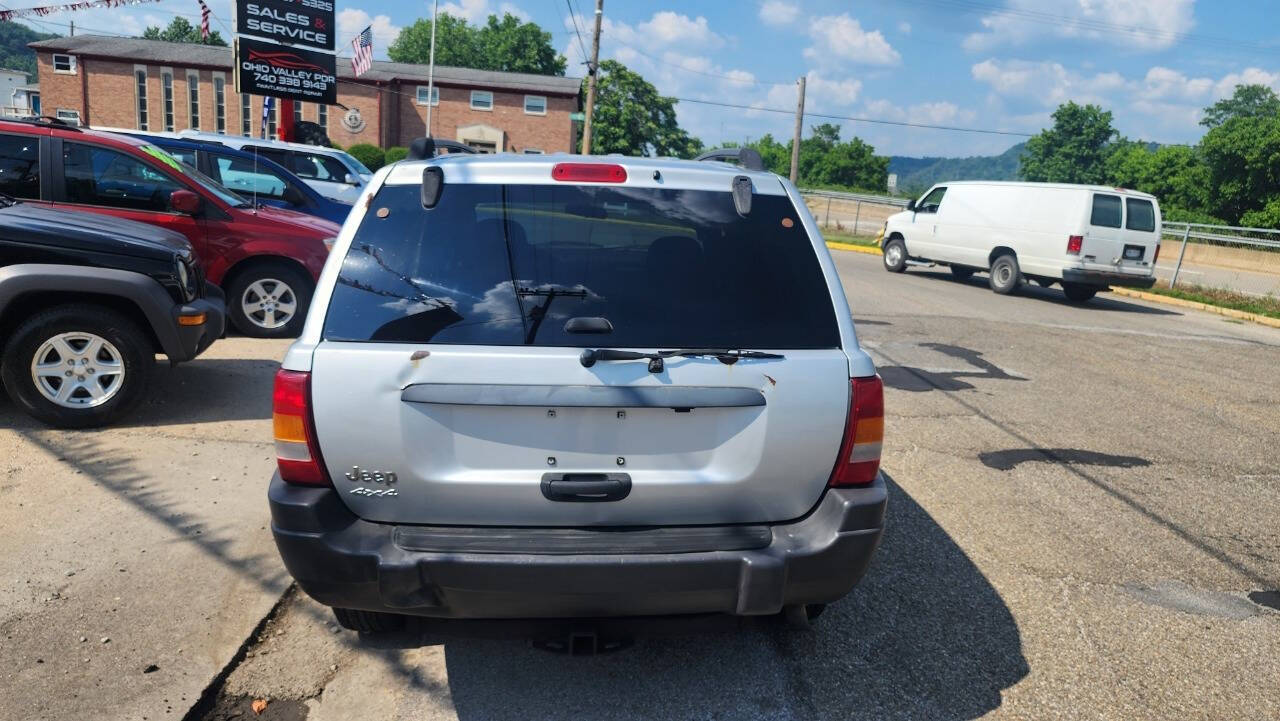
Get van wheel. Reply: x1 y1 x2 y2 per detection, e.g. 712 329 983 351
949 266 974 280
332 607 406 633
988 254 1021 295
226 263 312 338
1 305 153 428
1063 283 1099 303
882 239 907 273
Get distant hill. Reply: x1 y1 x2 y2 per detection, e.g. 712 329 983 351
0 22 59 80
890 142 1027 196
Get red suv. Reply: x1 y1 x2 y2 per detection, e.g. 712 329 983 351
0 118 339 337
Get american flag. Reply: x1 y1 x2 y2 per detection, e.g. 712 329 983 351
351 26 373 77
197 0 210 40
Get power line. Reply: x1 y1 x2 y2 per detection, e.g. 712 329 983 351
564 0 588 65
673 96 1036 137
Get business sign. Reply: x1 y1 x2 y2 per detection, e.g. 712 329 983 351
235 0 335 52
234 36 337 104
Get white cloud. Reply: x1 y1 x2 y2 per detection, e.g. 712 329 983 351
898 21 912 34
439 0 529 23
637 12 723 48
804 14 900 66
970 58 1127 106
337 9 402 57
1213 68 1280 99
759 1 800 26
1140 67 1213 102
963 0 1195 52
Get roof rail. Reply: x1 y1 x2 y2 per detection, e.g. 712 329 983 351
693 147 764 171
407 137 479 160
0 115 82 131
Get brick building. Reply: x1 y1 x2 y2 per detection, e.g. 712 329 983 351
29 35 581 153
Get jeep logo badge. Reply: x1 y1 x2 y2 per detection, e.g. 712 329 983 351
345 465 397 484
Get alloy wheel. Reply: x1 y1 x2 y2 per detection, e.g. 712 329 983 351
30 332 125 408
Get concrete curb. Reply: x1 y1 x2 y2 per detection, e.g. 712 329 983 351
826 241 881 256
1110 287 1280 329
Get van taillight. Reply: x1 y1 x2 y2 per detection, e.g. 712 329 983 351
1067 235 1083 254
552 163 627 183
273 369 330 486
829 375 884 487
1153 244 1161 264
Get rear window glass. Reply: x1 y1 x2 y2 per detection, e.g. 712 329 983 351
322 183 840 349
1090 194 1122 228
1126 198 1155 232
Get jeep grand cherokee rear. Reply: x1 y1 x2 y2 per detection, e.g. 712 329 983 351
268 154 886 631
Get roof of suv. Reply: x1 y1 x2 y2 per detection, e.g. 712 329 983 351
382 153 788 193
0 118 151 150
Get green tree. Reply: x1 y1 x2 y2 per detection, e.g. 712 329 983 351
1020 102 1117 184
141 17 227 46
389 12 565 76
0 21 56 79
745 134 791 175
1199 112 1280 223
1200 84 1280 129
583 60 702 158
798 123 888 191
1105 141 1215 222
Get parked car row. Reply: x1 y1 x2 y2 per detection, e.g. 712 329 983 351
0 117 359 428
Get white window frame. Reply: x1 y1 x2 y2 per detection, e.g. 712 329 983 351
416 86 439 106
186 70 201 130
133 64 148 131
523 95 547 116
52 54 76 74
241 93 252 136
317 103 327 132
55 108 81 125
294 101 304 122
212 72 226 134
470 90 493 111
161 68 175 132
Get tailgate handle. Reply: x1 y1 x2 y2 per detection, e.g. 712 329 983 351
541 473 631 502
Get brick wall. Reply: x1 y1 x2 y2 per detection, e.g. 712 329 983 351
36 50 575 152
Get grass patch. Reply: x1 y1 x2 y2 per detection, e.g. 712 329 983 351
1144 280 1280 320
822 230 880 247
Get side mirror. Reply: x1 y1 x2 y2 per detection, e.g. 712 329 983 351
170 189 202 215
906 198 917 212
343 173 360 186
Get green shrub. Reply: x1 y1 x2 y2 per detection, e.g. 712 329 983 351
384 146 409 164
346 143 386 172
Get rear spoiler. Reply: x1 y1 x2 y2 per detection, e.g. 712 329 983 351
694 147 764 171
408 137 479 160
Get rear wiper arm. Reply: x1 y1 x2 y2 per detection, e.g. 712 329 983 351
579 347 784 372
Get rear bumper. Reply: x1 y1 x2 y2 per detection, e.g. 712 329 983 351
1062 268 1156 289
167 283 225 362
269 473 887 619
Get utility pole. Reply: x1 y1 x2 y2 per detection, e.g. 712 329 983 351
69 21 74 36
580 0 603 154
789 75 805 184
426 0 438 136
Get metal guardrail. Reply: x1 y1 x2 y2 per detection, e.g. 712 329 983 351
1161 221 1280 288
800 188 909 208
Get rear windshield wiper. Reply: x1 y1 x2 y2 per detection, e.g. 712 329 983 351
579 347 784 372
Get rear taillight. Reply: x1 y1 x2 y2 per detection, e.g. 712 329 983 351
1067 235 1083 254
829 375 884 487
551 162 627 183
272 369 330 486
1153 244 1161 264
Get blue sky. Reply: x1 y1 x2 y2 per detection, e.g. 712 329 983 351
19 0 1279 158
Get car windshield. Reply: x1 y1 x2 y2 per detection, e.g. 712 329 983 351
338 151 372 176
323 183 841 348
139 144 248 207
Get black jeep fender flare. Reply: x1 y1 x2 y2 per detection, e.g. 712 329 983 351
0 264 186 358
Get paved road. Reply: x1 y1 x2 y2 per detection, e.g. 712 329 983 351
1153 257 1280 297
3 252 1278 720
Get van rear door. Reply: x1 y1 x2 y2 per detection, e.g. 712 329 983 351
1081 192 1155 278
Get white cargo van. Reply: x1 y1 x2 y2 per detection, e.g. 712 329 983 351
880 181 1160 302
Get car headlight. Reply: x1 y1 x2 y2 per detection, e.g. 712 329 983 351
175 259 196 301
322 237 337 252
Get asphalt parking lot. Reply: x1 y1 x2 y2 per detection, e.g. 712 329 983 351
3 250 1278 720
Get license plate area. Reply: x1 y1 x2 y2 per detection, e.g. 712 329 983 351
1123 244 1145 261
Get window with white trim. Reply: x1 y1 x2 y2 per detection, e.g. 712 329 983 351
523 95 546 115
317 104 327 132
241 94 252 136
416 86 439 106
161 69 175 132
294 101 303 122
134 66 148 131
52 54 76 73
213 74 226 134
267 101 277 138
186 70 200 130
55 108 81 125
470 90 493 111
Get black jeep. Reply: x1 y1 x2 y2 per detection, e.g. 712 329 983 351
0 194 225 427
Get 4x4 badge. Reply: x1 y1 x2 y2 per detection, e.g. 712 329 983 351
350 487 398 497
345 466 398 484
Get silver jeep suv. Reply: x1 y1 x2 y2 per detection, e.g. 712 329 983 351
268 151 887 632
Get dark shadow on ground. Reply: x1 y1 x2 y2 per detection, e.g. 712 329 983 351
879 342 1028 393
980 448 1151 472
0 357 278 431
365 475 1028 720
910 269 1181 315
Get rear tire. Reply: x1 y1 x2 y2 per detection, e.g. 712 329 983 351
882 238 907 273
226 262 312 338
332 607 406 633
1062 283 1099 303
0 304 153 428
949 265 974 280
988 253 1021 295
